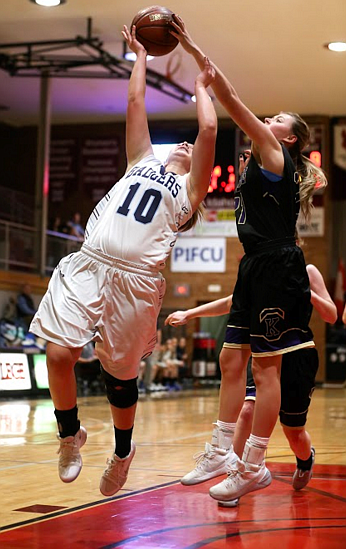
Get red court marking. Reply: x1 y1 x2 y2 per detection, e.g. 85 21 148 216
1 463 346 549
14 504 68 514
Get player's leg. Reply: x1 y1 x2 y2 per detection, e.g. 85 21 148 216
181 347 249 486
98 360 138 497
280 348 318 490
97 269 163 496
282 425 315 490
209 354 279 502
233 358 256 458
233 401 255 458
218 365 257 508
46 341 86 483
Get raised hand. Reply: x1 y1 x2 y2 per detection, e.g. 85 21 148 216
170 14 197 54
239 149 251 174
122 24 147 56
196 56 215 88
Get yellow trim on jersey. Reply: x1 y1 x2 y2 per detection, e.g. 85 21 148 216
244 396 256 402
250 326 311 343
251 341 315 358
226 325 250 330
223 343 251 349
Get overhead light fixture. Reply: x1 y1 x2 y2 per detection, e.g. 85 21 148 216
122 41 154 62
325 41 346 52
191 94 213 103
30 0 66 6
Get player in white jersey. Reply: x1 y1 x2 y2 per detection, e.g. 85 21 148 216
29 24 217 497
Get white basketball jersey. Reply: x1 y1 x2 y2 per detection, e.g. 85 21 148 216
84 155 192 270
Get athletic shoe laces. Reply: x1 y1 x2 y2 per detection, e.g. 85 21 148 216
192 443 219 468
103 457 127 483
57 437 80 466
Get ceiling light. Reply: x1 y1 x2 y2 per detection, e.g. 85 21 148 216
122 42 153 62
191 94 213 103
124 51 154 62
325 42 346 52
30 0 66 6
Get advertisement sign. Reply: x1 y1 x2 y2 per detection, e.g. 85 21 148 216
171 237 226 273
297 206 324 237
0 353 32 391
33 354 49 390
334 125 346 171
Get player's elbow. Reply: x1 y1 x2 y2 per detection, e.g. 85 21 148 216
127 94 144 108
324 306 338 324
329 308 338 325
199 116 217 134
198 124 217 146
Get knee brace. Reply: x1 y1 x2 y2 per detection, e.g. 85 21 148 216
100 366 138 408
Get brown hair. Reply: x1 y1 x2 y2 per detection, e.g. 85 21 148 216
179 202 206 233
284 112 328 222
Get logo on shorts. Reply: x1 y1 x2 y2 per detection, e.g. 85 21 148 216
259 308 285 339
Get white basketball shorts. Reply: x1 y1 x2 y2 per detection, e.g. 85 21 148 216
30 244 166 379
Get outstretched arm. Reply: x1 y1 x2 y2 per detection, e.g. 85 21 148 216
171 16 283 175
187 57 217 211
122 25 153 170
307 264 337 324
165 295 233 326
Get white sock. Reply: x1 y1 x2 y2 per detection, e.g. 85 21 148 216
242 434 270 465
248 433 269 449
211 420 236 450
216 420 236 433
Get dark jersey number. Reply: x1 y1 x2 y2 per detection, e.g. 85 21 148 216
117 183 163 225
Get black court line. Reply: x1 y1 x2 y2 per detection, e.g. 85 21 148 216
185 525 346 549
2 466 346 534
273 474 346 503
100 520 346 549
0 479 180 533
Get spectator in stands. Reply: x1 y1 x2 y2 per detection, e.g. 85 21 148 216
50 216 69 235
2 296 17 322
16 284 37 330
75 342 103 396
176 336 189 381
161 338 182 391
67 212 85 240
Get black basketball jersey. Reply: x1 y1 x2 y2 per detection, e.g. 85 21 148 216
235 145 300 253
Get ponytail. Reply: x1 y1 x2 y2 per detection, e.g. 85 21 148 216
179 202 206 233
285 112 328 222
296 154 327 222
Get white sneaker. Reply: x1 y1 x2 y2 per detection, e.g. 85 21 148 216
181 442 238 486
57 426 87 483
292 447 315 491
209 458 272 502
100 441 136 497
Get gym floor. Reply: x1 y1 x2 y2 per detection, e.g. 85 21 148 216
0 387 345 548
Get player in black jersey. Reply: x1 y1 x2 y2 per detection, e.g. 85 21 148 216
171 16 328 503
166 262 337 494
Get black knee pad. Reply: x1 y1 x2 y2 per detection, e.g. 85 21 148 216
100 366 138 408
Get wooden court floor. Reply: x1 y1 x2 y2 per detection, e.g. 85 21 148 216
0 386 346 548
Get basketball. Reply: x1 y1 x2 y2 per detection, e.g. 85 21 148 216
131 6 179 57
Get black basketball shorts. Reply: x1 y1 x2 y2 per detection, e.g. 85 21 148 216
224 243 314 356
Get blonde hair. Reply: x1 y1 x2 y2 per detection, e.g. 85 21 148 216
284 112 328 222
179 202 206 233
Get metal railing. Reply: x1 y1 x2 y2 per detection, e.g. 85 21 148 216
0 220 82 274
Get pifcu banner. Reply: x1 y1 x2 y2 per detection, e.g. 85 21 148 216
171 237 226 273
